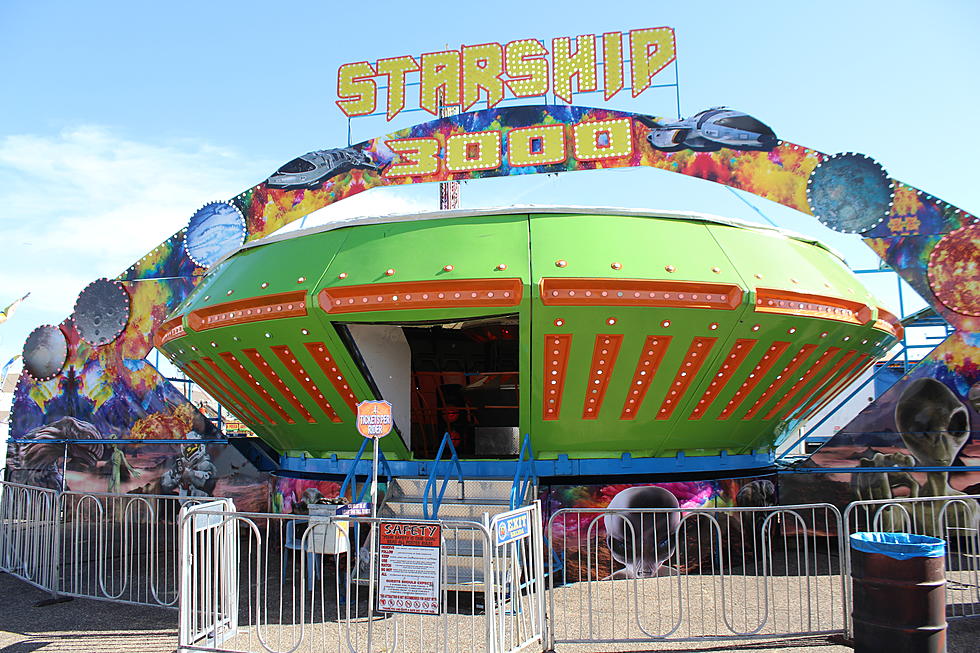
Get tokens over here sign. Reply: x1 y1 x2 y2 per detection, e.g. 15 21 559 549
356 400 393 438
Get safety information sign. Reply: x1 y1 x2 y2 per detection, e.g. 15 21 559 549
377 521 442 615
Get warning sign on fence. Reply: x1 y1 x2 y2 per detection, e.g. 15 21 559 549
377 521 442 615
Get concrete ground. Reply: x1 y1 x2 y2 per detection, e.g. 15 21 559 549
2 571 978 653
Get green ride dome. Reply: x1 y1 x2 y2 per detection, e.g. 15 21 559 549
156 206 900 474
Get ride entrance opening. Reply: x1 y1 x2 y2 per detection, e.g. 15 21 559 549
339 314 520 459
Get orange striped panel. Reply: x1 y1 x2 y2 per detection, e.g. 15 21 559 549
242 349 315 424
185 360 263 425
540 278 742 309
319 279 523 314
753 288 871 325
780 349 857 421
689 339 758 420
219 352 295 424
739 344 817 420
542 334 572 420
200 357 274 423
657 337 717 420
582 334 623 420
763 347 841 420
621 336 673 420
718 342 791 420
270 345 342 423
801 354 874 420
187 291 308 332
303 342 360 413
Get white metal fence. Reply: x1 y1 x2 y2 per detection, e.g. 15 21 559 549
843 494 980 631
0 480 204 607
545 503 847 646
3 477 980 653
177 501 545 653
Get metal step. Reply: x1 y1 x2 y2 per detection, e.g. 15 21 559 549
386 477 517 503
381 500 512 522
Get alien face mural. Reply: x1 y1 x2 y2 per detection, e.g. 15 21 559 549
603 486 681 579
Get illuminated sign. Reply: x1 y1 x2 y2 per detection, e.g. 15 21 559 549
336 28 676 120
384 116 634 181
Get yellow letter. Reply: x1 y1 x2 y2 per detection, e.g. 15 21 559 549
602 32 624 101
629 27 676 98
420 50 461 117
552 35 597 104
377 56 420 121
462 43 505 112
336 61 377 117
385 138 441 177
445 131 502 173
507 125 566 167
504 39 549 98
572 119 633 161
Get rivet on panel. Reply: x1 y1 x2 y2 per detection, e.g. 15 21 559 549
297 276 307 283
554 318 565 327
338 272 348 279
607 318 617 325
555 260 567 268
496 264 507 271
385 269 395 276
665 265 676 273
610 262 622 270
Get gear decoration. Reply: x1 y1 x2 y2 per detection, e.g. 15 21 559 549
183 201 247 268
928 223 980 316
72 278 132 346
806 153 894 234
22 324 68 382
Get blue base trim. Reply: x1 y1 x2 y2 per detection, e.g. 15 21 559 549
277 450 775 479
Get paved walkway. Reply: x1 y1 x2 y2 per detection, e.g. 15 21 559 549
2 572 978 652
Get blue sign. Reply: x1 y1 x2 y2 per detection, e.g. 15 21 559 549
494 510 531 546
337 502 372 517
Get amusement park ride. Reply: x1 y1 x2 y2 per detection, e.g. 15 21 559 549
7 28 979 511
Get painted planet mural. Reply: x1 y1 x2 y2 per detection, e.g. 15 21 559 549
183 201 247 268
72 278 131 346
807 153 894 234
22 324 68 381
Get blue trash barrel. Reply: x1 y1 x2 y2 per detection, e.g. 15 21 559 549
850 532 947 653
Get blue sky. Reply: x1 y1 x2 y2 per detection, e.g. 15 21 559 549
1 0 978 372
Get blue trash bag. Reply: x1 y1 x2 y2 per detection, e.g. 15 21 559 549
849 532 946 561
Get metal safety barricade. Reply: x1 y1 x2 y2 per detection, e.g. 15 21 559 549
843 494 980 631
176 502 539 653
58 490 206 606
0 480 59 592
545 503 847 647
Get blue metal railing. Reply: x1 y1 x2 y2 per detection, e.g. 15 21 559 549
422 432 463 520
510 433 536 510
339 438 393 503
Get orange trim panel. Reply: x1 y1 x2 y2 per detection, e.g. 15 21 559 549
657 337 717 420
763 347 842 420
303 342 360 413
753 288 871 325
218 352 295 424
780 349 857 421
873 307 904 340
582 334 623 420
200 357 274 424
718 341 791 420
242 349 315 424
155 316 185 347
184 361 263 425
187 291 308 332
319 278 523 314
543 334 573 420
541 278 742 309
620 336 673 420
742 344 818 420
689 339 758 420
270 345 342 423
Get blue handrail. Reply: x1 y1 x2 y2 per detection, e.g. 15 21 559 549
509 433 536 510
423 432 463 519
339 438 393 503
